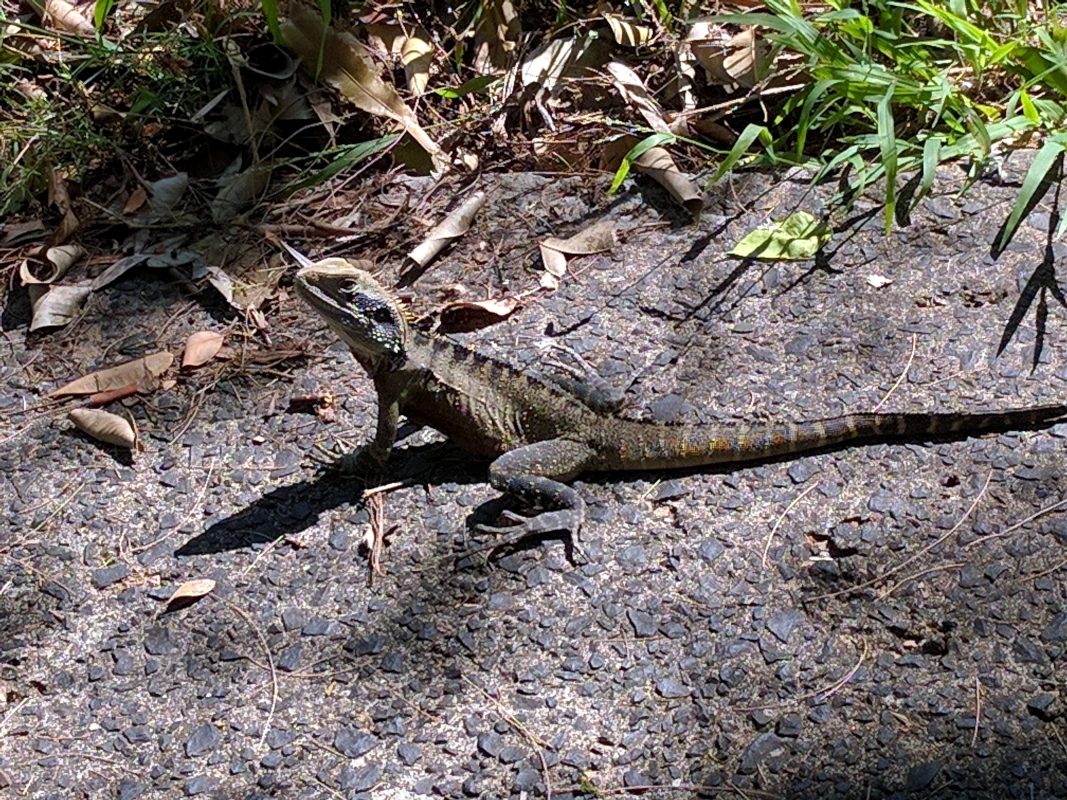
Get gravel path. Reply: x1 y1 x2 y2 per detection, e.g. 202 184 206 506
2 164 1066 799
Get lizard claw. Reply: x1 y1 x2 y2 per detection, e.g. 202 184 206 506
472 509 587 565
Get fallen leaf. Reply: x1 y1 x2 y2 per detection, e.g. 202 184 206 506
211 164 272 224
607 61 672 134
47 167 79 244
43 0 94 36
133 173 189 225
604 15 652 48
282 5 447 173
729 211 832 261
688 23 772 89
520 34 609 93
867 274 893 288
2 219 48 246
69 408 136 448
50 352 174 397
29 284 91 331
473 0 520 73
539 220 617 279
439 297 519 333
182 331 225 368
405 190 487 269
20 244 84 285
401 31 434 95
162 578 216 613
90 254 151 291
122 187 148 214
629 145 705 219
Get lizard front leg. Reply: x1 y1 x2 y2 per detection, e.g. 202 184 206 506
476 438 595 557
338 389 400 474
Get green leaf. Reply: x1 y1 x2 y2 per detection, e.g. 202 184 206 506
712 124 770 183
93 0 116 30
919 136 941 204
608 133 676 195
995 135 1066 254
261 0 283 45
1019 88 1039 124
432 75 501 99
728 211 831 261
287 135 398 194
877 84 897 233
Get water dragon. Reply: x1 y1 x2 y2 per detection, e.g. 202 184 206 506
295 258 1067 554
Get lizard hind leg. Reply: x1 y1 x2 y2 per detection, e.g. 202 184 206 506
475 438 595 560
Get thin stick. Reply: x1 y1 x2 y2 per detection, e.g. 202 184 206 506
874 333 917 412
134 457 217 553
223 599 277 750
761 482 819 569
803 640 868 703
879 562 965 599
462 675 553 800
963 495 1067 549
811 471 991 602
971 675 981 748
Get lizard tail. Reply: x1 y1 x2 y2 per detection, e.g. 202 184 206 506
603 404 1067 471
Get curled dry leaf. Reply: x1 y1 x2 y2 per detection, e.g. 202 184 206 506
182 331 225 368
607 61 671 134
19 244 85 285
50 352 174 397
122 187 148 215
687 23 772 89
604 15 653 48
438 297 519 333
282 5 446 173
29 284 91 331
43 0 94 36
163 578 216 613
630 146 705 219
401 32 434 95
47 167 79 244
406 190 487 269
69 408 136 448
134 173 190 226
539 219 617 280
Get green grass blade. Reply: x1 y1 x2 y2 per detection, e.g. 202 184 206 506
877 85 897 233
287 135 398 194
995 135 1066 254
918 136 941 206
260 0 283 45
93 0 116 29
712 124 771 183
609 133 676 195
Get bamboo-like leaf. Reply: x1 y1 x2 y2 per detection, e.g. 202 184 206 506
918 136 941 206
877 85 897 233
712 124 770 183
995 136 1066 254
609 133 675 195
260 0 282 44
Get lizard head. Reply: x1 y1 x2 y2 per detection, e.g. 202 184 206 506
294 258 409 372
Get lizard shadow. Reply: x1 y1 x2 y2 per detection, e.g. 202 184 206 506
174 438 485 556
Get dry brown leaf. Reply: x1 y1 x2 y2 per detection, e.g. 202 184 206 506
632 146 705 219
687 24 772 89
20 244 84 285
606 61 672 134
48 167 79 244
439 297 519 333
604 15 653 48
69 408 136 448
123 187 148 214
43 0 94 36
51 352 174 397
211 165 272 224
401 32 433 95
29 284 91 331
406 190 487 268
182 331 225 368
473 0 520 73
90 254 151 291
2 219 48 246
539 220 617 280
163 578 216 613
282 5 446 173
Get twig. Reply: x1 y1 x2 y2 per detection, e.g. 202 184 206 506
223 599 277 750
963 495 1067 550
134 457 217 553
368 492 386 580
0 699 28 737
873 333 918 412
811 470 991 602
879 561 965 599
803 639 868 703
462 675 552 800
971 675 981 748
761 482 819 569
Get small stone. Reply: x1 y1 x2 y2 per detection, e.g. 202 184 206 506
616 544 647 571
342 764 380 792
144 626 175 656
477 731 503 757
280 608 306 631
765 609 803 644
906 759 944 791
301 618 334 636
117 779 146 800
776 714 801 738
277 644 303 672
656 678 689 698
738 732 787 775
513 769 541 791
185 724 220 757
183 776 216 796
381 652 404 672
397 742 421 766
699 539 725 563
335 728 378 758
499 745 526 763
1027 693 1058 720
91 564 129 590
627 608 656 637
123 726 151 744
344 634 384 656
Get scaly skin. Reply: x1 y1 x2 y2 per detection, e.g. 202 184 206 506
295 258 1067 553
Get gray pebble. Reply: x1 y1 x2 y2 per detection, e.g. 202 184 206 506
185 724 220 757
627 609 656 638
91 564 129 590
335 728 378 758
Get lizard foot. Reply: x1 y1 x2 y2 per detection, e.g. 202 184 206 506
471 509 587 565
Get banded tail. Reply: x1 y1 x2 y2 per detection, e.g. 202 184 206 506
599 405 1067 471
